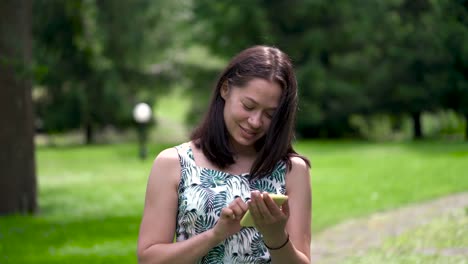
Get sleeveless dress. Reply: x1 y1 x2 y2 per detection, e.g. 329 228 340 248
174 142 287 264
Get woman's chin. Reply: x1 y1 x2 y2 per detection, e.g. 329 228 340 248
231 136 257 150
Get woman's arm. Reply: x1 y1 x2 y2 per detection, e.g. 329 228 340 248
137 148 248 264
269 156 312 263
136 148 217 264
248 156 312 263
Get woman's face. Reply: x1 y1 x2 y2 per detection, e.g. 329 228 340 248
221 78 282 152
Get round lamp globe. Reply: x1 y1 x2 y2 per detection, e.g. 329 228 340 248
133 102 152 124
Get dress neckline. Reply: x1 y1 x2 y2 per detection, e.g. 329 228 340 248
185 142 251 177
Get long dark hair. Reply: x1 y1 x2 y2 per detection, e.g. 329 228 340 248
191 45 310 180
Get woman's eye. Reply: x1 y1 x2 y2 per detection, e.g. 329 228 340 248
243 104 254 110
265 112 273 119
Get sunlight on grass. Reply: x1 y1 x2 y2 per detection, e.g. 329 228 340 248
343 209 468 264
53 240 135 257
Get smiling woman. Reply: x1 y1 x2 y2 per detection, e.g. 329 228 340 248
220 78 281 152
137 45 312 264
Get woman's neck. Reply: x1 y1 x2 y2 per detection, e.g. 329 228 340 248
230 140 257 158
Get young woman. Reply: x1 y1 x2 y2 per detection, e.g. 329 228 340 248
137 45 312 264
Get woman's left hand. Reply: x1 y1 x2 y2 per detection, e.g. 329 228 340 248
248 191 290 246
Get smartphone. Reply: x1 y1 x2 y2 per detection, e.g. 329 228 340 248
240 193 288 227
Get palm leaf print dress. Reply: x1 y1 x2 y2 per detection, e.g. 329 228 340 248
175 142 287 264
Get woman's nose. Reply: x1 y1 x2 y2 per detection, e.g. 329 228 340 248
248 113 262 129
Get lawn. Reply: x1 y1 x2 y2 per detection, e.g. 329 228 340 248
0 140 467 263
343 208 468 264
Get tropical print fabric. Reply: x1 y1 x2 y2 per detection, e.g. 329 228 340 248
175 142 287 264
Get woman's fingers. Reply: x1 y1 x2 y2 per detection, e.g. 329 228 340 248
250 191 275 222
236 197 249 211
262 192 285 217
249 191 288 224
221 197 249 220
249 191 264 220
216 205 243 240
221 207 236 220
228 197 248 219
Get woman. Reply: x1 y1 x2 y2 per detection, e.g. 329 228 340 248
137 45 312 263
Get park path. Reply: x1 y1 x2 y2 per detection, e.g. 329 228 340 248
310 192 468 264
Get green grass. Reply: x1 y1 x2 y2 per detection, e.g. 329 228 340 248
343 209 468 264
0 143 171 264
297 140 468 231
1 140 468 263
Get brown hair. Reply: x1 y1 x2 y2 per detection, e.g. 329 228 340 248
191 45 310 179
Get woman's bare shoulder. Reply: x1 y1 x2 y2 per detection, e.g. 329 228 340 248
285 155 311 190
153 147 180 164
148 147 181 183
288 155 311 172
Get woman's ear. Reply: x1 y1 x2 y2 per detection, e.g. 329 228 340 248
220 81 229 99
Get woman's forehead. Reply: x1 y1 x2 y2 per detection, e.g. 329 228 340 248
235 78 281 108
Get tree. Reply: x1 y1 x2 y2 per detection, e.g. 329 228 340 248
189 0 467 140
367 0 452 139
438 0 468 140
0 0 37 215
368 0 468 140
33 0 186 144
192 0 378 137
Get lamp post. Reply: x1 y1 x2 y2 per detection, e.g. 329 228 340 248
133 102 152 160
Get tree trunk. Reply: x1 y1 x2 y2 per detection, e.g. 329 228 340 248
465 113 468 141
85 122 94 145
0 0 37 215
411 112 423 140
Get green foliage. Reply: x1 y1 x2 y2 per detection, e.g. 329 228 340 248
32 0 191 141
349 114 412 141
349 111 466 141
29 0 468 140
437 0 468 117
422 110 466 139
190 0 468 139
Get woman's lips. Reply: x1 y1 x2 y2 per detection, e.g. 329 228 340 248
240 126 257 139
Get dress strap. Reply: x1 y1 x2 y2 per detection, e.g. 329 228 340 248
174 142 196 168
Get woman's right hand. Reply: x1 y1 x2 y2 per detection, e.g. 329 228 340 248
212 197 248 241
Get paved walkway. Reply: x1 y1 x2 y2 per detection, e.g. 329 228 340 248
310 192 468 263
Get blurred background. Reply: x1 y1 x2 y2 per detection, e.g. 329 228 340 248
1 0 467 263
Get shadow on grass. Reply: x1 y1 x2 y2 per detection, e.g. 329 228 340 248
400 140 468 156
37 142 175 159
0 214 140 264
298 139 468 157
